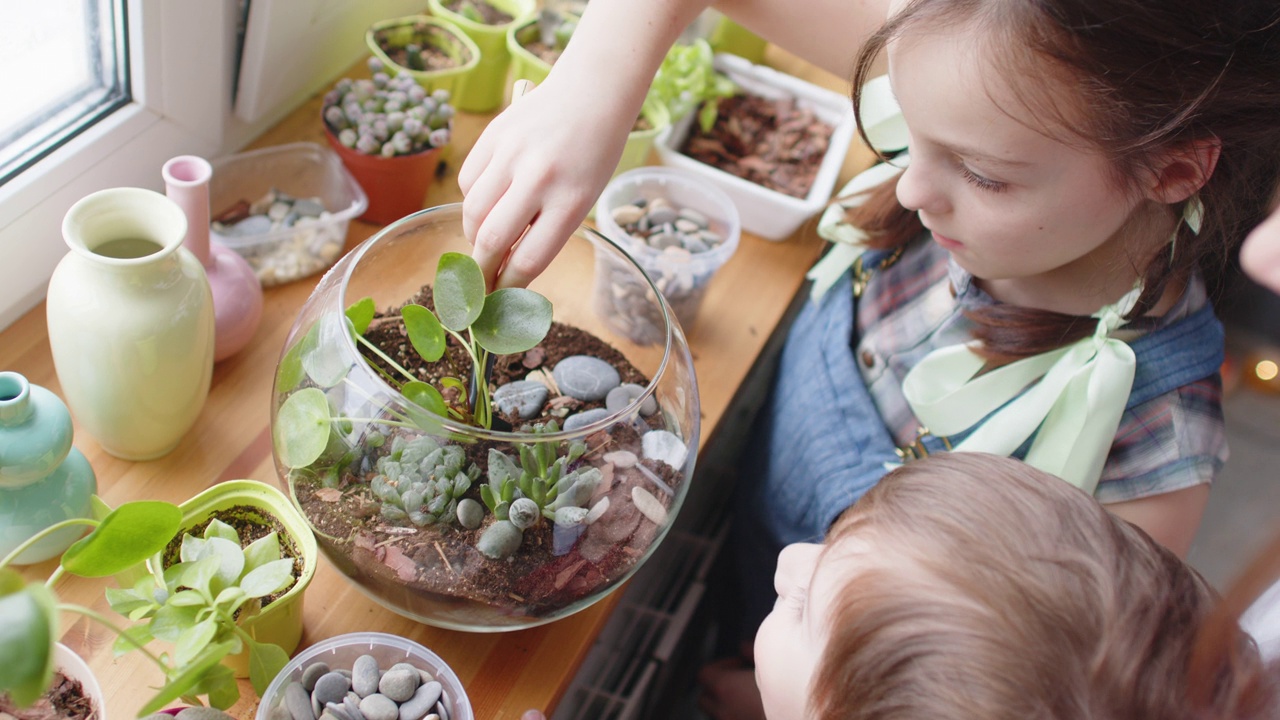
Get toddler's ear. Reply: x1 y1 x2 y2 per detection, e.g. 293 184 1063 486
1145 138 1221 204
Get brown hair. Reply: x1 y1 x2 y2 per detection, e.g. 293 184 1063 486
845 0 1280 362
808 453 1275 719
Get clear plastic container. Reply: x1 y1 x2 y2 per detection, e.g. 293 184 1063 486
255 632 473 720
594 166 741 338
209 142 368 286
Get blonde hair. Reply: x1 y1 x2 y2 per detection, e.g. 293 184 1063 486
809 453 1273 719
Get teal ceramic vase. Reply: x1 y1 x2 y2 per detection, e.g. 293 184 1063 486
0 371 97 564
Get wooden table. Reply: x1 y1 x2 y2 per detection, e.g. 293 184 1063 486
7 48 871 720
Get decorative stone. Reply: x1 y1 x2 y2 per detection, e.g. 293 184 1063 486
611 204 645 225
643 429 688 469
632 486 668 525
553 521 586 556
176 708 237 720
314 671 353 706
586 496 610 524
378 666 420 703
563 407 611 432
552 356 620 401
286 681 316 720
603 450 637 468
352 655 381 697
323 704 353 720
477 520 523 559
398 681 444 720
344 694 367 720
358 694 400 720
456 498 483 530
302 662 331 692
492 380 549 420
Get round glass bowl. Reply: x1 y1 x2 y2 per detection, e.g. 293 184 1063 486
594 166 741 339
255 632 472 720
270 203 699 631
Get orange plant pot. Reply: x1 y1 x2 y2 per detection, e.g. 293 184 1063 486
324 129 443 226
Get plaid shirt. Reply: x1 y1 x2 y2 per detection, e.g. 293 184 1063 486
853 235 1227 503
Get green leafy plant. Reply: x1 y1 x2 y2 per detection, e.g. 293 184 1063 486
647 38 739 133
370 434 482 525
475 421 602 558
104 518 297 712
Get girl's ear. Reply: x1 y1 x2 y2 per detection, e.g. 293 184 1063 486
1144 138 1221 204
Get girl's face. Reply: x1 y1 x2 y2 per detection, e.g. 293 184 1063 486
754 540 868 720
887 25 1154 313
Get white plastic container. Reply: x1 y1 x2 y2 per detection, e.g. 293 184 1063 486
594 166 741 338
255 632 473 720
655 53 856 241
209 142 368 286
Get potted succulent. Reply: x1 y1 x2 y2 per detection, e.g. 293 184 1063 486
364 15 481 99
426 0 536 112
0 481 317 718
507 7 577 87
322 58 456 225
269 203 700 631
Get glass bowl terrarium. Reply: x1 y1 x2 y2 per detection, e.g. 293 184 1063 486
270 203 699 631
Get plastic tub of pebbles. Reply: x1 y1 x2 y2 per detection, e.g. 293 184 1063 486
255 632 472 720
593 166 740 340
210 143 368 287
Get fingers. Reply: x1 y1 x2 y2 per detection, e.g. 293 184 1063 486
472 182 544 289
494 198 589 289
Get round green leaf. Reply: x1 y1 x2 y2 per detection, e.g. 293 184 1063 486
345 296 377 335
402 304 446 362
275 322 320 393
274 388 333 469
434 252 486 331
240 558 296 599
472 288 553 355
403 381 448 418
0 578 57 707
248 641 291 696
62 501 182 577
302 312 354 388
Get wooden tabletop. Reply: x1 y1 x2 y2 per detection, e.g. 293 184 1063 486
8 47 871 720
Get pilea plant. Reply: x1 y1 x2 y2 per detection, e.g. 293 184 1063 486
274 252 553 471
104 518 297 711
475 420 604 559
0 501 289 716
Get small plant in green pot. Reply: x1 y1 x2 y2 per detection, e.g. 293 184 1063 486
322 59 456 225
427 0 536 112
365 15 481 99
507 7 578 86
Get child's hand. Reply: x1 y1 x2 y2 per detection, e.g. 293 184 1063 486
458 69 634 290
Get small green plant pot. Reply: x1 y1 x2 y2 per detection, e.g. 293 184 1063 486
366 16 481 99
427 0 536 112
707 16 768 64
615 97 671 180
111 480 318 677
506 16 552 87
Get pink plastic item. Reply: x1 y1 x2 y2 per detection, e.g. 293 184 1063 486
163 155 264 361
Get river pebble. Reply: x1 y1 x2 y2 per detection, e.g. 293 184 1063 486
280 656 456 720
553 355 621 401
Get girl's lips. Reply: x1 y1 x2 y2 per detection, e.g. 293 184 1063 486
930 231 964 250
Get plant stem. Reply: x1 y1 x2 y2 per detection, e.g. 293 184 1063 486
0 517 98 575
57 602 170 670
354 333 417 384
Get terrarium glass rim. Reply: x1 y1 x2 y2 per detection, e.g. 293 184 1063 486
337 202 677 442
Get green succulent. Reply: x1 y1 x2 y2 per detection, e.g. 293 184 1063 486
370 435 481 526
479 420 600 523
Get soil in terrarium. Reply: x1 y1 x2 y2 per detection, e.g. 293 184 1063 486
681 93 835 198
0 672 96 720
443 0 514 25
291 286 683 623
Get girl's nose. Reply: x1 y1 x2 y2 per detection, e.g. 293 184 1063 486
894 159 946 216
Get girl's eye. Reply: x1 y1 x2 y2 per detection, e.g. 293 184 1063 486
960 165 1008 193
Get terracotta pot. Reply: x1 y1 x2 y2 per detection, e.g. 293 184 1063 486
323 129 443 226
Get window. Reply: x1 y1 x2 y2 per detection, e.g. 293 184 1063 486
0 0 130 188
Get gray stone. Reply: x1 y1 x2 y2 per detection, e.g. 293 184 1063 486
417 669 436 685
344 694 367 720
314 672 352 707
611 204 645 226
632 486 669 525
358 694 399 720
352 654 382 698
398 681 443 720
642 430 688 469
286 681 316 720
323 704 352 720
647 206 678 226
294 198 326 217
553 356 620 401
604 383 657 416
313 694 324 719
477 520 523 559
563 407 610 432
378 666 420 703
492 380 549 419
508 497 540 530
319 712 345 720
176 708 236 720
229 214 273 237
456 498 484 530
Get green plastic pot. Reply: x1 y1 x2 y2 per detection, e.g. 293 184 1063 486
427 0 536 112
366 16 481 99
707 16 768 64
110 479 318 677
614 96 671 179
506 16 552 87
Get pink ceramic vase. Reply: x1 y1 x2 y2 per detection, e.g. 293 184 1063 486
163 155 264 361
